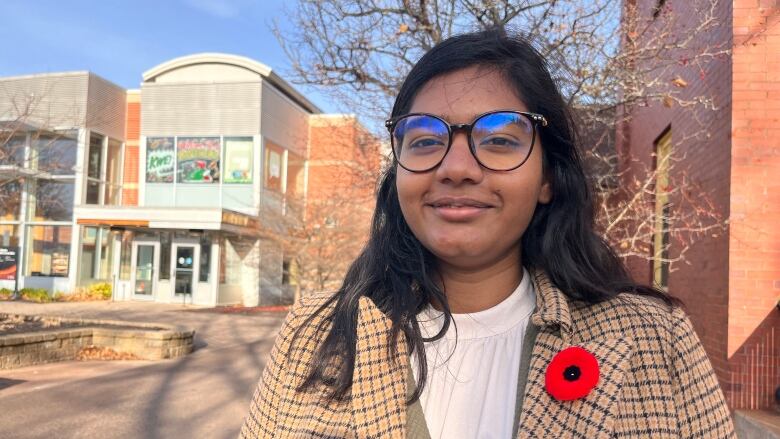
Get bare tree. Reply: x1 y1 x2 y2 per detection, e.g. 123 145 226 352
274 0 728 275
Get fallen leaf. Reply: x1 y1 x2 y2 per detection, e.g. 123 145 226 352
671 76 688 88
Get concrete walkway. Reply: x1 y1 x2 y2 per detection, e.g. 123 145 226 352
0 300 286 439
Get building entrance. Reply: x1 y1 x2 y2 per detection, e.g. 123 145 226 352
131 241 159 299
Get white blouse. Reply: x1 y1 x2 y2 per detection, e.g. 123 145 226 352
410 268 536 439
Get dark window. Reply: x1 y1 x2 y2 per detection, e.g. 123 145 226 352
199 234 211 282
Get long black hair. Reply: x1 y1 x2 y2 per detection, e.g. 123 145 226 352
296 28 677 403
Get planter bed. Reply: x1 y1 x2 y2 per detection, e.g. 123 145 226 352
0 313 194 369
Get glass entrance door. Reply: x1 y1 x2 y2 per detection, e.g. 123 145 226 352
174 245 196 296
131 243 156 297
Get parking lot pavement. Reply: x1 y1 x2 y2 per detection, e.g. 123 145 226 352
0 301 287 439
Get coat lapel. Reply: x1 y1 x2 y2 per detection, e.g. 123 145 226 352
516 269 634 438
351 296 408 438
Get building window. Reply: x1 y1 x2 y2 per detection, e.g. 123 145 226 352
25 225 71 277
79 226 99 283
1 135 26 167
104 139 123 205
652 129 672 290
177 137 220 183
199 233 211 282
264 141 285 192
32 132 77 175
86 133 123 205
86 133 103 205
27 180 75 221
159 231 171 280
0 180 22 221
119 230 133 281
146 137 175 183
224 137 253 184
0 224 19 247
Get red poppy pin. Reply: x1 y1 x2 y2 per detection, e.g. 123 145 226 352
545 346 599 401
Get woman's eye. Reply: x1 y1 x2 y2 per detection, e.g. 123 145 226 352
480 136 520 148
408 137 445 149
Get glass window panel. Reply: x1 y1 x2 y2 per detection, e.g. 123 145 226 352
199 234 211 282
119 230 133 281
0 180 22 221
79 226 98 284
87 133 103 179
224 137 253 184
1 135 26 166
26 225 71 277
159 231 171 280
86 180 100 205
106 139 122 186
32 133 77 175
146 137 175 183
28 180 74 221
104 184 121 205
0 224 19 247
98 229 117 280
177 137 220 183
264 141 284 192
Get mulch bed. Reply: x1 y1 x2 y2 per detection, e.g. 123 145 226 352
76 345 140 361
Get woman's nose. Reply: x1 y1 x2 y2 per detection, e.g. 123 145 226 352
434 131 484 185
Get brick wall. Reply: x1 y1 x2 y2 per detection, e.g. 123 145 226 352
623 0 780 410
728 0 780 410
620 0 734 398
122 92 140 206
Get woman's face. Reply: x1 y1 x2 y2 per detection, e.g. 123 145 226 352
396 66 552 270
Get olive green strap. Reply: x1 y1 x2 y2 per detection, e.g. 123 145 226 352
406 364 433 439
512 318 539 438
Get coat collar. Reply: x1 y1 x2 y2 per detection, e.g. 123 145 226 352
351 268 634 439
528 266 573 338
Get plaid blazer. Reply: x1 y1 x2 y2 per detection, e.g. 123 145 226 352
240 268 736 438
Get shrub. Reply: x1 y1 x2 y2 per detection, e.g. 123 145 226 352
0 288 13 300
88 282 112 300
55 283 112 302
19 287 51 303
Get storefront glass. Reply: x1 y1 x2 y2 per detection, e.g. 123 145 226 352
25 225 71 277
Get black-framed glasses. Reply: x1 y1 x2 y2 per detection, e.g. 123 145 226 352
385 110 547 173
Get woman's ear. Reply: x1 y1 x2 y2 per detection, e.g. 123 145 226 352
538 178 553 204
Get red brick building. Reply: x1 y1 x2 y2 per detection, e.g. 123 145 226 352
620 0 779 410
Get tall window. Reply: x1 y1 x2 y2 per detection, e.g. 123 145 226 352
85 132 123 205
28 180 75 221
86 133 103 204
25 225 72 277
32 132 77 175
104 139 123 205
264 141 285 192
652 129 672 290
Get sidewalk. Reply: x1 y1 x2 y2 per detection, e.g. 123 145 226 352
0 300 286 439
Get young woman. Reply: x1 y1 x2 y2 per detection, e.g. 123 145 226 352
240 29 735 439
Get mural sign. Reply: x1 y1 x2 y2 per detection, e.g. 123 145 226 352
146 137 175 183
224 137 253 184
177 137 220 183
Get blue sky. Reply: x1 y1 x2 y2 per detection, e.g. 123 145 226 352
0 0 339 113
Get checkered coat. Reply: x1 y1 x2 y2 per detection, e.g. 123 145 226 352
239 268 736 438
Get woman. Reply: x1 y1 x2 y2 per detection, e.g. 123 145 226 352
240 29 735 438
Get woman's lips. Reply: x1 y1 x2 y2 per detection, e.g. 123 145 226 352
427 204 492 221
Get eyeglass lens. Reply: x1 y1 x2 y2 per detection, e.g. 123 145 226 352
392 112 535 171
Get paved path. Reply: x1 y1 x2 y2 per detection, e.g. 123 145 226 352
0 301 286 439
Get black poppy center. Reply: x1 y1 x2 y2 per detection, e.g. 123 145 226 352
563 365 581 382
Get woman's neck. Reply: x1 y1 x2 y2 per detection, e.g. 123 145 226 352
433 250 523 314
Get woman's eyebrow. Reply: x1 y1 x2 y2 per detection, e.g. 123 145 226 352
435 113 481 122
